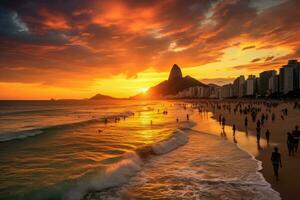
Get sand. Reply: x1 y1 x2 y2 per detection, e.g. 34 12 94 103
209 101 300 200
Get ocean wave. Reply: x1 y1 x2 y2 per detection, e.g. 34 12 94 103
64 122 195 200
151 129 189 154
63 152 142 200
0 111 134 142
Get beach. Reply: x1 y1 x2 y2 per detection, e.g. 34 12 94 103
209 100 300 200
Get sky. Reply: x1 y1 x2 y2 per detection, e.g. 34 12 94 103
0 0 300 99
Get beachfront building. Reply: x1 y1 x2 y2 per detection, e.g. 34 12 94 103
278 60 300 95
279 64 294 94
287 60 300 90
259 70 276 96
208 85 220 98
246 75 256 96
269 75 279 94
233 75 245 97
174 86 210 98
220 84 233 98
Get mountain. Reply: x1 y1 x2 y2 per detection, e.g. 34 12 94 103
134 64 208 98
90 93 118 100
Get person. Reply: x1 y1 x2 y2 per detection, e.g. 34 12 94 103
265 129 270 144
287 132 295 156
271 147 282 181
256 120 261 129
176 118 179 123
244 117 248 128
186 114 189 121
232 124 236 136
272 113 275 122
256 126 261 143
222 117 226 129
292 125 300 152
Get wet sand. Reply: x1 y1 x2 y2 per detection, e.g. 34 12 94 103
209 101 300 200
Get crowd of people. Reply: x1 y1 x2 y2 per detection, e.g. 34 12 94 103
192 99 300 181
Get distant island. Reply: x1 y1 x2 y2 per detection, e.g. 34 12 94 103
90 93 125 100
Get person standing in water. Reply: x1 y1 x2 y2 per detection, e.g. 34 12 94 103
271 147 282 181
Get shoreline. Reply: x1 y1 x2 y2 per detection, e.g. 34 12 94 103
207 101 300 200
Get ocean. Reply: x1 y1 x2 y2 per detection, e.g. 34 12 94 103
0 100 280 200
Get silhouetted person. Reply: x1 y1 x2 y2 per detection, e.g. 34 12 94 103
292 125 300 152
232 124 236 136
222 117 226 129
176 118 179 123
265 129 270 144
287 132 295 156
256 120 261 129
272 113 275 122
150 120 153 126
271 147 282 181
187 114 189 121
244 117 248 128
256 126 261 144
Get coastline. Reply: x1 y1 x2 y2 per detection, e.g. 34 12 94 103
209 101 300 200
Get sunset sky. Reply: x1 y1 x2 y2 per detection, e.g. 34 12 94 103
1 0 300 99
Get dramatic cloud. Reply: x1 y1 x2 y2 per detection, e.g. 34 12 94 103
242 45 256 51
0 0 300 98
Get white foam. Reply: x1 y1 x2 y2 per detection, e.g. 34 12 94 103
63 152 142 200
152 129 189 154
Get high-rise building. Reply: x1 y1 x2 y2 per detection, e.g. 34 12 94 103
220 84 233 98
269 75 279 94
246 75 256 96
279 67 285 94
287 60 300 90
259 70 276 96
283 66 294 94
233 75 245 97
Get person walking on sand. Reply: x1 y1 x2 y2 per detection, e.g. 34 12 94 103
222 117 226 130
265 129 270 144
292 126 300 152
256 119 261 129
232 124 236 137
244 117 248 129
287 132 295 156
256 126 261 143
271 147 282 181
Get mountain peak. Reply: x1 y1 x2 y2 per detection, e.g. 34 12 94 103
168 64 183 81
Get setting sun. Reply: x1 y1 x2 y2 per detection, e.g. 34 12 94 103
140 87 149 94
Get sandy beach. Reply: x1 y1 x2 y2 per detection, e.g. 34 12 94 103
209 100 300 200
